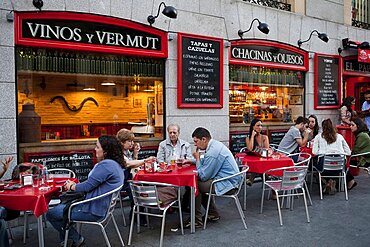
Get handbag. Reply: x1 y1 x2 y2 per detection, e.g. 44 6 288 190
59 191 85 204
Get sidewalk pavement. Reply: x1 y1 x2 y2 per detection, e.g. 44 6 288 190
8 172 370 247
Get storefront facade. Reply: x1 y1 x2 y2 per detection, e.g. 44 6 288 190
0 1 369 177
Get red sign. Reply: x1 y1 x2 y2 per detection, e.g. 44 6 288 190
15 12 168 58
358 49 370 63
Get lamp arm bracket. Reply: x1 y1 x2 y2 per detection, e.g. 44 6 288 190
298 30 319 47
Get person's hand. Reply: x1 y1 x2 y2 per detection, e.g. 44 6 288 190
64 180 76 191
193 148 200 161
1 156 13 172
251 130 257 137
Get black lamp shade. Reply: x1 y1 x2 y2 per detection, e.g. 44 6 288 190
162 5 177 19
318 33 329 43
359 41 370 49
33 0 43 10
258 22 270 35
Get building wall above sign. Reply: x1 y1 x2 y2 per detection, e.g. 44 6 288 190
15 11 168 58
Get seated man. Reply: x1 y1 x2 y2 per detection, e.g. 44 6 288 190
186 127 241 228
278 116 310 156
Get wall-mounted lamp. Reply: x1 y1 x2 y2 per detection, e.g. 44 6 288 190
147 2 177 26
33 0 43 11
168 32 176 41
238 18 270 39
358 41 370 49
297 30 328 48
224 41 231 48
6 11 14 22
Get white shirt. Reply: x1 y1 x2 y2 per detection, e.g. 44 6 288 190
312 133 351 156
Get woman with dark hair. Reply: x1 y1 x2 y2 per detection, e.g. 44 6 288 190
340 96 356 126
347 118 370 190
312 119 351 194
245 118 269 185
308 115 319 141
47 135 125 247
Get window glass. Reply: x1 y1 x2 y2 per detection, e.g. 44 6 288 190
16 47 164 141
229 65 304 124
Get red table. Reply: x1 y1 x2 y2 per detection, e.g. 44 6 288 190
134 165 198 233
236 152 294 176
0 178 73 247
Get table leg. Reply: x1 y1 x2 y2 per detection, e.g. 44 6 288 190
190 187 195 233
37 215 44 247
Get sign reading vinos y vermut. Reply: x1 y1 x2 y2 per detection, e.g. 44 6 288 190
15 12 168 57
178 33 223 108
230 40 309 71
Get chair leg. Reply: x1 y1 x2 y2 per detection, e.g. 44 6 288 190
6 221 13 240
177 189 184 235
112 213 125 246
136 207 140 233
304 181 313 206
119 194 127 227
63 229 69 247
234 196 247 229
243 178 247 211
159 211 167 247
260 184 266 214
203 194 213 230
302 188 310 223
23 211 29 244
128 205 137 246
275 191 283 226
343 173 348 201
100 224 111 247
319 174 323 200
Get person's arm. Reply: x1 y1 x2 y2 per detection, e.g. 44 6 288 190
262 135 270 149
133 143 140 160
312 136 320 155
196 155 220 181
296 130 309 147
183 143 195 164
246 133 256 151
0 156 13 178
352 134 367 155
341 106 352 125
156 142 166 163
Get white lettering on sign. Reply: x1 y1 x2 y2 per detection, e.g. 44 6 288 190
25 22 159 50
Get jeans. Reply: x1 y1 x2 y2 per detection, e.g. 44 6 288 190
46 203 102 243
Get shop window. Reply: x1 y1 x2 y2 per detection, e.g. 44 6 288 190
229 65 304 124
16 47 164 142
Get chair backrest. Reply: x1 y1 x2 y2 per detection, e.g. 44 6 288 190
48 168 76 178
270 144 290 155
289 152 311 165
129 181 176 209
213 166 249 195
322 154 346 171
280 166 308 190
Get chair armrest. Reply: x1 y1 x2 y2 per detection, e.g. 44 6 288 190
262 165 307 180
130 180 179 188
350 151 370 159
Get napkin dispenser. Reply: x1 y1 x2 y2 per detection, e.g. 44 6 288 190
20 173 33 186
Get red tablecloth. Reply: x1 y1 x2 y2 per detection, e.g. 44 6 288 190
134 164 198 194
0 178 75 217
236 152 294 176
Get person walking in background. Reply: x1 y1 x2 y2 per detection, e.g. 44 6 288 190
245 118 269 185
47 135 125 247
278 116 310 155
347 118 370 190
185 127 241 228
340 96 356 126
361 90 370 130
308 115 320 141
312 119 351 194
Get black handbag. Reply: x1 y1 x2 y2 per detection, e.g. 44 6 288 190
59 191 85 204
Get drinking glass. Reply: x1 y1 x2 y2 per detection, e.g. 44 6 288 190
0 180 4 192
32 175 40 188
47 174 54 187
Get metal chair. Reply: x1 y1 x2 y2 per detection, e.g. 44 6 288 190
118 190 129 226
64 185 125 247
349 151 370 177
270 144 290 155
203 166 249 230
260 165 310 226
128 181 184 247
315 154 348 200
287 153 313 206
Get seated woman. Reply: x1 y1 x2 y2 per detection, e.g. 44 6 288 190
347 118 370 190
340 96 356 126
46 135 125 247
312 119 351 194
308 114 320 141
245 118 269 185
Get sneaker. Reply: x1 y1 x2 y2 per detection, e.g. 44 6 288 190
72 236 85 247
184 218 203 229
203 215 220 222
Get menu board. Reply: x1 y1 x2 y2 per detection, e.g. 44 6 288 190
138 146 158 160
270 130 288 145
178 33 223 108
229 132 247 154
24 151 95 182
314 54 341 109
